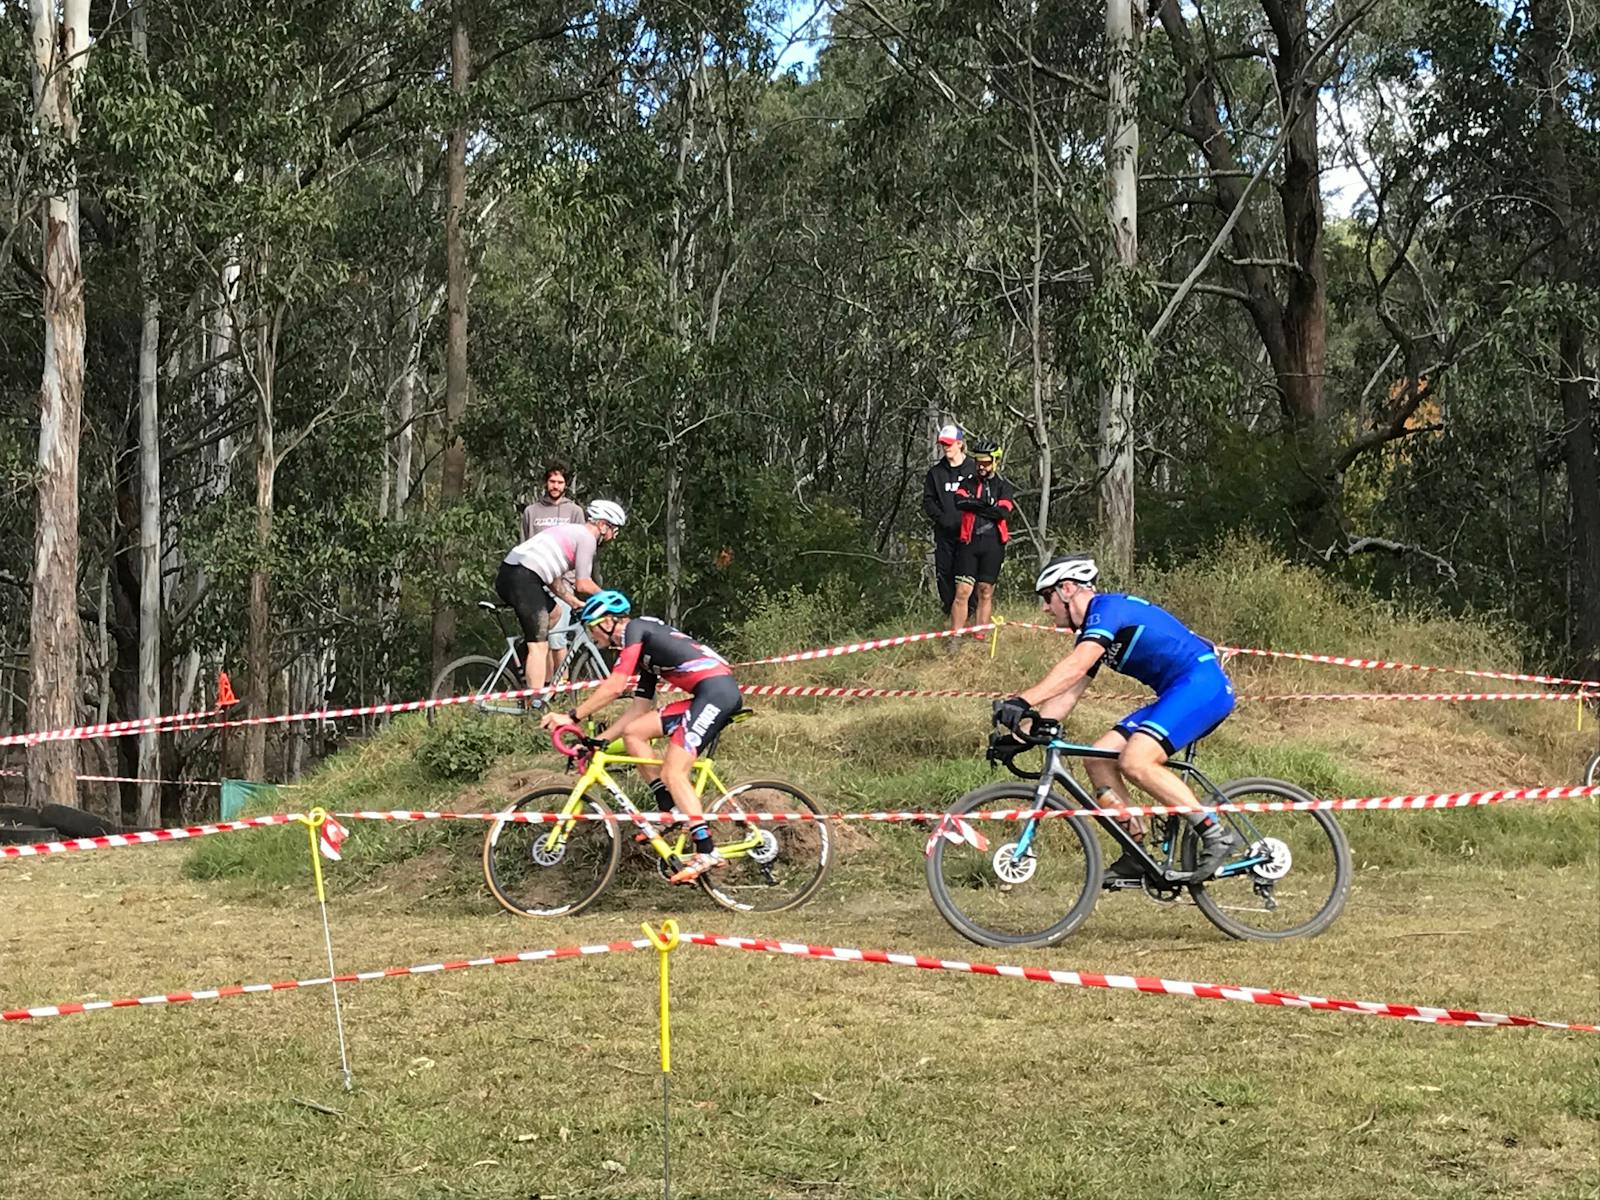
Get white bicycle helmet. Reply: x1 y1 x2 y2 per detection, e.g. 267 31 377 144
586 499 627 528
1034 554 1099 594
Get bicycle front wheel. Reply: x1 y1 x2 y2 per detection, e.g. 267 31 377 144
701 780 832 913
1585 751 1600 788
430 654 512 726
482 785 620 917
924 782 1102 949
1183 778 1351 941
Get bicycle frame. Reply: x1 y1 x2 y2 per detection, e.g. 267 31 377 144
1012 738 1271 882
538 746 768 864
470 612 609 712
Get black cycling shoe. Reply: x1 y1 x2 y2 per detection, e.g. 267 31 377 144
1189 823 1243 881
1106 848 1147 881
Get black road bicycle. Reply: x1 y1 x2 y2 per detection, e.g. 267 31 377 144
925 715 1352 948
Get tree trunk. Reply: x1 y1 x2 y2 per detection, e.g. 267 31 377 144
133 0 162 825
429 0 471 679
1531 0 1600 670
25 0 91 809
243 290 277 782
1099 0 1139 576
1268 0 1328 433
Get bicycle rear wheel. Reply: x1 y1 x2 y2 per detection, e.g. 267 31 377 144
429 654 514 726
1585 750 1600 788
701 780 832 913
924 782 1102 949
1182 777 1351 941
482 785 620 916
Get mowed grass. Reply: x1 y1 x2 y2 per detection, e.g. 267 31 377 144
3 805 1598 1198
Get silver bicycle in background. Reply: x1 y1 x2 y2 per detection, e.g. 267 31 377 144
428 600 610 724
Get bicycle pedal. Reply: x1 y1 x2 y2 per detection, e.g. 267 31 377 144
1101 876 1146 892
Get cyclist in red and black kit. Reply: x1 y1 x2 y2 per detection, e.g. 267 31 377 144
540 590 741 883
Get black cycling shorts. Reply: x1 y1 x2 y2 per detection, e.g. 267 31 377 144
955 535 1005 585
658 674 743 757
495 560 555 643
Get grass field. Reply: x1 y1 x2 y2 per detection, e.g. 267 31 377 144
4 570 1599 1199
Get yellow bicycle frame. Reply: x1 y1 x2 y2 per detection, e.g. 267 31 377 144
539 742 768 863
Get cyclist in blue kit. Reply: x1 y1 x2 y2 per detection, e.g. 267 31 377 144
992 554 1241 881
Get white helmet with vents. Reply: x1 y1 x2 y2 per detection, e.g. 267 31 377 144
586 500 627 528
1034 554 1099 595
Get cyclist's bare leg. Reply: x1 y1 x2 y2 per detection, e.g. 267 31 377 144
1117 731 1201 815
949 579 975 633
618 711 666 786
972 581 995 631
659 742 705 823
523 639 550 698
1083 728 1145 841
549 646 568 679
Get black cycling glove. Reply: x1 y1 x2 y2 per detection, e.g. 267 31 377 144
992 695 1031 732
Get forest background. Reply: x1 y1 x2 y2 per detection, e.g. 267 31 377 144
1 0 1595 824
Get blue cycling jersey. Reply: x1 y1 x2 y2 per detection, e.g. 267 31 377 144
1075 593 1218 693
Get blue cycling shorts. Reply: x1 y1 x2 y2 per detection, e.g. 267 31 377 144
1114 657 1235 755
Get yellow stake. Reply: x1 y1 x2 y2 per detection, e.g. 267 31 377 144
990 614 1006 661
299 807 330 904
642 919 680 1072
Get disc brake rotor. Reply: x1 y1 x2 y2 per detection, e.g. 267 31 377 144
992 842 1038 885
748 828 781 865
529 839 567 867
1249 836 1293 881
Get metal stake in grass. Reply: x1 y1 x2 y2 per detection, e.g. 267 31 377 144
642 919 681 1200
299 808 354 1091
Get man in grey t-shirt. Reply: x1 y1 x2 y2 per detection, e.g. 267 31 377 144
521 462 586 677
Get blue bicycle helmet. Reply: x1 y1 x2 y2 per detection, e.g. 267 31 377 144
579 590 632 625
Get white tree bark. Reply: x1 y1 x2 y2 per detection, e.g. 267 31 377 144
26 0 91 809
133 0 163 826
1099 0 1140 577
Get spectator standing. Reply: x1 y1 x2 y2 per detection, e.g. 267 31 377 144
951 441 1015 639
922 424 976 618
521 463 586 677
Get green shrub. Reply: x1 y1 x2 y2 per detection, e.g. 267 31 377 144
417 716 530 781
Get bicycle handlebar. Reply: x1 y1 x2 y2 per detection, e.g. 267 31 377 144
551 725 606 758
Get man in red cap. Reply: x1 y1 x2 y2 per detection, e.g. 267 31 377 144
922 423 976 618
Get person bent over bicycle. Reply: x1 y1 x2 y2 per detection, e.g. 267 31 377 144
541 590 742 884
995 554 1241 882
495 499 626 705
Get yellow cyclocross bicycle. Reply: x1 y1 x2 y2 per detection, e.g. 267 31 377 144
481 716 832 916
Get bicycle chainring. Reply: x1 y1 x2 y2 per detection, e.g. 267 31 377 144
992 842 1038 885
1140 876 1184 904
1248 836 1293 881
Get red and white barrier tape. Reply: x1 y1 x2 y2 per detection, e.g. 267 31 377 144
1215 644 1600 689
734 683 1595 704
684 934 1597 1032
339 785 1600 827
1 937 650 1022
731 622 996 668
0 813 308 859
5 785 1596 861
1008 623 1600 689
4 613 1595 751
0 677 616 750
4 928 1590 1033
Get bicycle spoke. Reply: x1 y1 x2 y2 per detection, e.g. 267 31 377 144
702 780 831 913
925 784 1100 949
482 786 619 917
1185 782 1350 940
